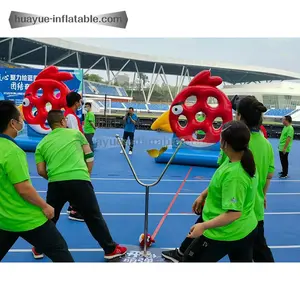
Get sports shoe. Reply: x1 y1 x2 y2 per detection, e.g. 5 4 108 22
120 150 124 154
68 211 84 222
128 151 132 155
161 249 183 262
279 175 288 179
32 247 44 259
104 245 127 260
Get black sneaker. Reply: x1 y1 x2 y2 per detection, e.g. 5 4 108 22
68 211 84 222
161 249 183 262
279 175 288 179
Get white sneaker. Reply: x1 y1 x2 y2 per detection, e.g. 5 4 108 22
128 151 132 155
120 150 124 154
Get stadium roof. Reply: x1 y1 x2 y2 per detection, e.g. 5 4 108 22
1 37 300 84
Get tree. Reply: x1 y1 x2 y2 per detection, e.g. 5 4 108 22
136 72 149 91
84 73 105 83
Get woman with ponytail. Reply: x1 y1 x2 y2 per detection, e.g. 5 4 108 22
218 96 275 262
180 121 258 262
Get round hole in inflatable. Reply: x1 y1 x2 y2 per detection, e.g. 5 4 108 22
54 88 60 99
213 117 223 130
185 96 197 107
192 130 206 141
36 88 43 98
178 115 188 128
45 102 52 112
195 112 206 122
207 96 219 108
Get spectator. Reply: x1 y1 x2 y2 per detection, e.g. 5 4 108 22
83 102 96 152
279 115 294 178
120 107 138 155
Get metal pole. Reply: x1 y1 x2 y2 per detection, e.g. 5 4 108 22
115 135 184 256
104 94 107 127
144 186 150 255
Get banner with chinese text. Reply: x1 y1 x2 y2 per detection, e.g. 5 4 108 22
0 67 83 105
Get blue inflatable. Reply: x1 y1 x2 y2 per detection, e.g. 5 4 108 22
15 124 44 152
154 134 220 167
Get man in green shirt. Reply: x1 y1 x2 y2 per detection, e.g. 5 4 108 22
279 115 294 178
0 100 73 262
33 110 127 260
83 102 96 152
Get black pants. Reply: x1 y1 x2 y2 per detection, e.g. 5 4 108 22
179 215 204 254
85 133 94 152
253 220 274 262
37 180 117 254
279 151 289 176
182 227 258 262
122 131 134 151
0 220 74 262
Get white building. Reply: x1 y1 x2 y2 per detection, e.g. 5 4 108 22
221 81 300 109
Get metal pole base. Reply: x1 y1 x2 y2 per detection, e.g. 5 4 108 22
109 245 167 263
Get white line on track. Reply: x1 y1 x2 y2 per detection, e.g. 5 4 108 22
36 191 300 195
60 212 300 216
8 245 300 253
30 176 300 183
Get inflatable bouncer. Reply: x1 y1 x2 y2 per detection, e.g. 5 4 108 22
15 66 74 151
151 70 233 167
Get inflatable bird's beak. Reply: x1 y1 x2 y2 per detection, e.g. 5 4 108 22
151 111 173 133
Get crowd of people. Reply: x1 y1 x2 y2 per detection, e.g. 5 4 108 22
0 93 128 262
0 92 295 262
162 96 294 262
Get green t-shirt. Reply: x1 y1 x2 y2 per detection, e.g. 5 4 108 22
279 125 294 152
202 160 258 241
217 132 275 221
196 114 205 136
84 111 96 134
0 138 47 232
217 150 227 166
35 128 91 183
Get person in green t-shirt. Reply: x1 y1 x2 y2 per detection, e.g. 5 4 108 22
234 96 275 262
181 121 258 262
279 115 294 178
33 110 127 260
162 97 274 263
216 97 274 262
216 96 274 262
0 100 73 262
83 102 96 152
